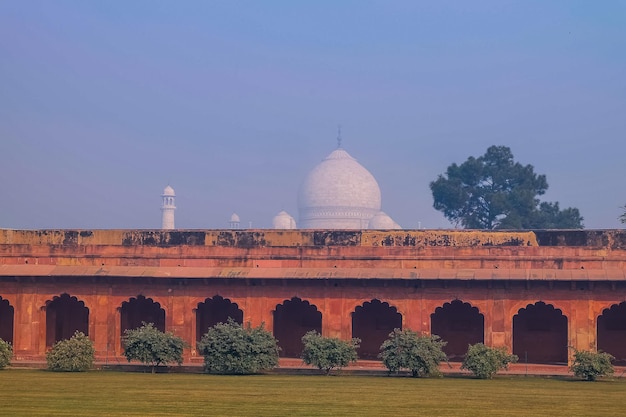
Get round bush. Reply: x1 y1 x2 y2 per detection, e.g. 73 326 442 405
301 331 360 375
199 319 279 374
570 349 614 381
122 322 187 373
461 343 518 379
379 329 448 377
0 338 12 369
46 331 95 372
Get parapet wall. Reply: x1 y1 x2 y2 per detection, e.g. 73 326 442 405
0 229 625 280
1 228 625 248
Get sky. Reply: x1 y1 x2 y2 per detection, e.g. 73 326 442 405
1 1 625 230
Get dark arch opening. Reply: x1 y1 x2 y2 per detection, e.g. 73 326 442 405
45 294 89 347
120 295 165 335
598 302 626 365
352 299 402 360
431 300 484 362
0 297 15 344
513 301 568 365
196 296 243 344
273 297 321 358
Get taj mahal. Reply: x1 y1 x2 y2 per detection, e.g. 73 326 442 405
160 142 402 231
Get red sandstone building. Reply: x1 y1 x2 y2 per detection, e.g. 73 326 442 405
1 228 625 365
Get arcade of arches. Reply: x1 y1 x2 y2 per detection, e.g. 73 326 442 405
2 292 626 366
1 228 625 366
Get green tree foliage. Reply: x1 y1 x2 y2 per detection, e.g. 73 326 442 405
0 338 12 369
460 343 518 379
527 202 584 229
430 145 584 229
301 331 360 375
379 329 448 377
570 349 614 381
198 318 279 374
46 331 94 372
620 205 626 224
122 322 186 373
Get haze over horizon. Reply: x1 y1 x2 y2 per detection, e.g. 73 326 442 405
1 1 624 230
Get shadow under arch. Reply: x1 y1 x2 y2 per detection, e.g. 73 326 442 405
513 301 568 365
120 295 165 335
196 295 243 344
0 296 14 344
352 299 402 360
597 301 626 365
273 297 322 358
430 299 484 362
45 293 89 347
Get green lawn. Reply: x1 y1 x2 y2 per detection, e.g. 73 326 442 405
1 369 625 416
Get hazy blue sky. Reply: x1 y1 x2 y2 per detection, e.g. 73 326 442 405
1 1 624 230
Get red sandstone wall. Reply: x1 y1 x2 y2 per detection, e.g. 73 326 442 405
0 229 625 363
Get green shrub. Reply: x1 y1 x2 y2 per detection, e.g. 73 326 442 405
0 338 12 369
301 331 360 375
198 318 279 374
122 322 187 373
570 349 614 381
461 343 518 379
379 329 448 377
46 331 94 372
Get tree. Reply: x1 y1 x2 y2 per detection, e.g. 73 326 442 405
46 331 95 372
460 343 518 379
0 338 12 369
570 349 614 381
301 331 360 375
620 205 626 224
379 329 448 377
430 145 584 229
527 202 584 229
198 318 279 374
122 322 186 373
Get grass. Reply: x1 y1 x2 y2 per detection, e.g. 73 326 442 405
1 369 625 416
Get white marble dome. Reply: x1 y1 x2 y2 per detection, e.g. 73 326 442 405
298 147 382 229
368 211 402 230
272 210 297 229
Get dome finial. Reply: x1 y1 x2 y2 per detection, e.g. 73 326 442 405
337 124 342 148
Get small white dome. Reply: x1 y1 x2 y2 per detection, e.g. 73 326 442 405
162 185 175 196
230 213 240 223
368 211 402 230
298 147 382 229
272 211 297 229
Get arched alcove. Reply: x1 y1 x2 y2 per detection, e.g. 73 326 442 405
120 295 165 335
0 297 15 344
513 301 568 364
597 302 626 365
273 297 322 358
431 300 484 361
352 299 402 360
196 295 243 343
45 294 89 347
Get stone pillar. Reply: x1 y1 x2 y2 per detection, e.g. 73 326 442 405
490 297 507 348
403 291 424 332
323 298 343 338
13 291 39 358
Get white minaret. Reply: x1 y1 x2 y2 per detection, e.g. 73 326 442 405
161 185 176 230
